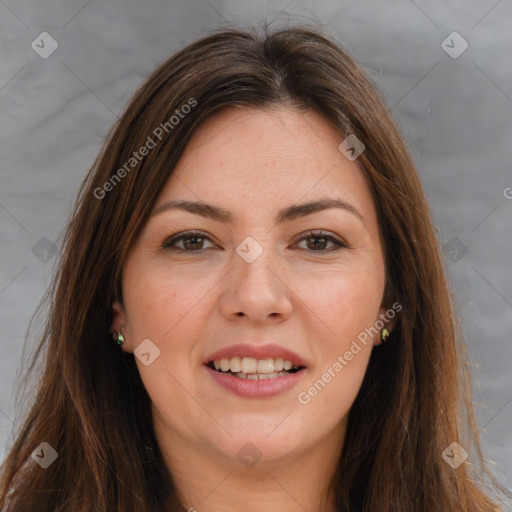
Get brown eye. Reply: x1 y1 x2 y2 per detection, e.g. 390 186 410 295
182 235 205 250
162 230 215 252
162 230 347 254
295 231 347 253
305 235 329 251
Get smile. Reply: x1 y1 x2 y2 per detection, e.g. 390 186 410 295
204 357 307 398
207 356 304 380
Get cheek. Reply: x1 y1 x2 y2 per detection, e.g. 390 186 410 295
295 270 380 422
122 261 214 422
124 258 220 345
297 263 384 357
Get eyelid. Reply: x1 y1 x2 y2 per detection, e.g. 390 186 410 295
162 229 214 249
291 229 349 249
161 229 349 252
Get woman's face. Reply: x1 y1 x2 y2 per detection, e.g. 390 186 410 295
113 106 392 473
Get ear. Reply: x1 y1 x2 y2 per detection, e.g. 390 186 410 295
111 300 132 352
373 302 399 347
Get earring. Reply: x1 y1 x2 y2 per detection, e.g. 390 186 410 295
111 328 126 353
116 331 125 346
381 328 390 342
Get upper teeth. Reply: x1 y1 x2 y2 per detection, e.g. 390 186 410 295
213 357 298 373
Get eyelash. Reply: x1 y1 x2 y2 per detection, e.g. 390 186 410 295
161 229 348 253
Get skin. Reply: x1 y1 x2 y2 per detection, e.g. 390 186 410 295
112 106 395 512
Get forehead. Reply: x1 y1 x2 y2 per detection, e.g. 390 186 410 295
155 106 378 229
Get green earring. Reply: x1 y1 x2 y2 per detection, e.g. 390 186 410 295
381 328 390 342
116 331 125 345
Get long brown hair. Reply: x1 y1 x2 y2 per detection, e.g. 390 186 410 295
1 23 509 512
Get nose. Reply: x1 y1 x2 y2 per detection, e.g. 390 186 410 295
218 246 293 325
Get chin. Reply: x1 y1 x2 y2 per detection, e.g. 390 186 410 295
205 426 305 467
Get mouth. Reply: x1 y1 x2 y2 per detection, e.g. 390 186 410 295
206 356 306 380
203 344 308 398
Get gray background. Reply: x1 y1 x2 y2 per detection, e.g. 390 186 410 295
1 0 511 502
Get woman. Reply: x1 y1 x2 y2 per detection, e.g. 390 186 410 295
0 25 509 512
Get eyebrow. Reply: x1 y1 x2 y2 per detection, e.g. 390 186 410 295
151 197 365 227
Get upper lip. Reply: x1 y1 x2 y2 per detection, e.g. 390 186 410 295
204 343 307 368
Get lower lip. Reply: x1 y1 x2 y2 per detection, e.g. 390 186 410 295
203 365 306 398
